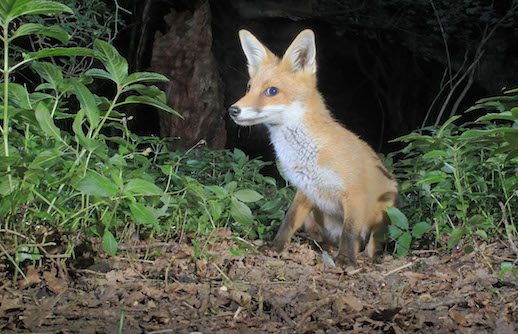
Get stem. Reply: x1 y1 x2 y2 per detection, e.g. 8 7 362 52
2 22 12 190
92 85 121 139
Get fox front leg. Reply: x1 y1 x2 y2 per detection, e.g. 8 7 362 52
272 191 314 252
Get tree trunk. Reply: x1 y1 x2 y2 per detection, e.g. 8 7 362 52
150 0 226 149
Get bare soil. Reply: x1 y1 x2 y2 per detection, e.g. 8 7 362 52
1 230 517 333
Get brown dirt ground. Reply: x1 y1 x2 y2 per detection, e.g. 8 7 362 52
1 230 517 334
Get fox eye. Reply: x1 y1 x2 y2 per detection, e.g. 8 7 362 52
264 87 278 97
246 83 251 92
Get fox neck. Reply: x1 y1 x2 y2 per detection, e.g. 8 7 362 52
265 94 327 170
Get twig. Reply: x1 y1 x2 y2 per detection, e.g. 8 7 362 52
0 240 27 282
117 242 179 251
274 304 296 325
0 228 65 277
430 0 452 89
415 295 473 310
499 202 518 257
147 330 175 334
297 296 333 329
411 249 438 254
233 306 243 319
382 262 414 277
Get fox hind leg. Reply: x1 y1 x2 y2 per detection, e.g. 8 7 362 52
335 192 366 266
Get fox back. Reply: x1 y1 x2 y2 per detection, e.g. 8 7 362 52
229 29 398 265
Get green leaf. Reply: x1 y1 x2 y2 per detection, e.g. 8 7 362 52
25 47 95 62
387 207 409 230
230 198 254 224
467 214 485 226
395 232 411 257
8 83 31 109
31 62 63 91
28 149 62 170
259 197 283 212
475 229 488 240
206 185 228 198
422 150 448 160
93 39 128 84
498 262 515 280
84 68 113 82
122 84 166 101
72 109 106 155
102 230 118 256
476 111 516 122
0 177 19 195
10 23 69 43
115 95 181 117
121 72 169 87
461 128 517 139
35 102 62 141
411 222 432 238
233 189 263 203
77 172 118 197
70 79 100 128
419 171 447 185
208 200 224 221
0 0 72 24
388 225 403 239
437 115 461 137
447 228 466 249
130 202 158 227
124 179 163 196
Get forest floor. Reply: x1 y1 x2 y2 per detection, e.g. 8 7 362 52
1 229 517 334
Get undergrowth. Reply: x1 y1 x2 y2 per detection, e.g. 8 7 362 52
387 89 518 257
0 1 291 276
0 1 516 278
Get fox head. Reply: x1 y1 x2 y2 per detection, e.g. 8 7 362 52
229 29 318 126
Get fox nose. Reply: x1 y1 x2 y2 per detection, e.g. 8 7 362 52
228 105 241 117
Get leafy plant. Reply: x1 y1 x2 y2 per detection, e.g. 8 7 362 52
388 89 517 254
387 207 432 256
0 0 293 273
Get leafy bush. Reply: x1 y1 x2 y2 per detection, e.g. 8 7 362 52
0 0 291 270
388 89 518 255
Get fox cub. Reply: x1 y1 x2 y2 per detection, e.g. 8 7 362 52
228 29 398 265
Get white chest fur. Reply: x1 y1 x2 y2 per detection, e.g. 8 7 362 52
267 122 344 216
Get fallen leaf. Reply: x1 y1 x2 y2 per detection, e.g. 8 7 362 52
18 267 40 288
105 270 126 284
419 293 433 302
448 308 468 326
344 294 364 312
43 271 67 294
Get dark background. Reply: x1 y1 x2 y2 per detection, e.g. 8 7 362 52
113 0 518 161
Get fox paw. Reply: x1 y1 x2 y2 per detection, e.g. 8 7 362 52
270 239 288 254
334 253 357 267
257 241 286 255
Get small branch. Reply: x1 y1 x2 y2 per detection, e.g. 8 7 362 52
430 0 452 89
297 296 333 329
382 262 414 277
117 241 179 251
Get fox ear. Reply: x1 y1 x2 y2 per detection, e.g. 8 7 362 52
239 30 272 77
282 29 316 74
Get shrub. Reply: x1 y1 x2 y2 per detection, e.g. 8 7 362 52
388 89 517 255
0 1 292 273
